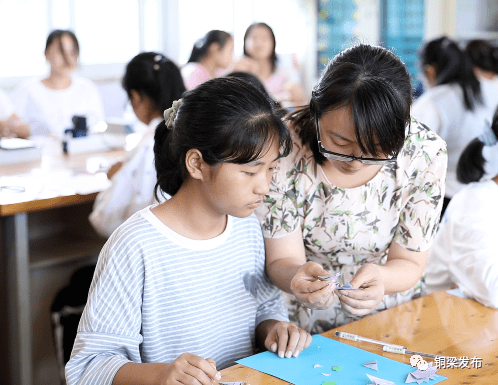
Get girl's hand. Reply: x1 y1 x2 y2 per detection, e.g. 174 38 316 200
264 321 312 359
335 264 385 317
290 261 336 309
161 353 221 385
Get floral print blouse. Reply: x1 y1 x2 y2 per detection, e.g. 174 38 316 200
256 118 448 333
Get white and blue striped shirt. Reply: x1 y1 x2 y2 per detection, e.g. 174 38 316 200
65 206 288 385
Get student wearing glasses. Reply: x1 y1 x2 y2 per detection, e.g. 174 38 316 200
255 44 448 333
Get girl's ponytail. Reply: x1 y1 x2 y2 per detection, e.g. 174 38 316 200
153 120 184 199
457 108 498 184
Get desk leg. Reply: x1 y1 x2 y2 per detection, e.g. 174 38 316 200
3 213 32 385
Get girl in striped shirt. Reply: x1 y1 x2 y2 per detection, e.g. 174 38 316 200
66 77 312 385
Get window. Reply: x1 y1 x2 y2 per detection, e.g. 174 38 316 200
0 0 315 92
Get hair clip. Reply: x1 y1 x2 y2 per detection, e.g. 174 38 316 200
153 54 163 71
164 99 183 130
478 129 498 147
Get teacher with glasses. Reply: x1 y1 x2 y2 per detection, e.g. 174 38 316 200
256 44 448 334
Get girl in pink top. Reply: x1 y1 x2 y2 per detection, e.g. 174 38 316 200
181 30 233 90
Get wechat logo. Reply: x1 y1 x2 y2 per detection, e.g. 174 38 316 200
410 354 428 371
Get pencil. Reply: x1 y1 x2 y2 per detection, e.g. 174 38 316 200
382 345 443 359
334 331 407 349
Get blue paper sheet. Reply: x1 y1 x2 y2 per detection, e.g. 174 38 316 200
236 335 447 385
446 288 469 299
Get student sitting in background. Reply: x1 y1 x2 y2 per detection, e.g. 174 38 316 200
66 77 312 385
181 30 233 90
89 52 186 238
425 106 498 309
233 22 306 106
12 29 104 138
0 88 30 139
412 36 498 215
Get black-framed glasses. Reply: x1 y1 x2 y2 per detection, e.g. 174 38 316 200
316 122 397 165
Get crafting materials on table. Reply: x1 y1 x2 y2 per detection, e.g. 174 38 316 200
236 335 446 385
335 331 407 349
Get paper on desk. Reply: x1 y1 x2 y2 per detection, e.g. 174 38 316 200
405 362 438 384
236 335 447 385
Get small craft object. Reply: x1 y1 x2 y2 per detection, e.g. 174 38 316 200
366 373 396 385
405 362 438 384
332 366 343 371
321 373 331 376
318 272 341 282
363 361 379 371
314 364 323 368
318 272 357 290
337 282 354 290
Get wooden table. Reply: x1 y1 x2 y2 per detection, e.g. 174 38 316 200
221 291 498 385
0 138 125 385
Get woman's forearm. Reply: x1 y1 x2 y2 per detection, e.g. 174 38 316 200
266 257 303 293
378 243 428 295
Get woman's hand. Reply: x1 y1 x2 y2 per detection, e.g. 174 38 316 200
160 353 221 385
335 264 385 317
290 261 336 310
262 320 312 359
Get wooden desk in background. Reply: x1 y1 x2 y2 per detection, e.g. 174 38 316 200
221 292 498 385
0 139 125 385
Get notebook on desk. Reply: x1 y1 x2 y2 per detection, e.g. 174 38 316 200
0 137 42 165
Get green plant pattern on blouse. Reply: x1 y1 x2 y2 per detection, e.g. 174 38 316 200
256 118 448 334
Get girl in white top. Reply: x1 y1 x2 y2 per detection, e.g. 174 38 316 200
233 22 306 106
0 88 30 138
181 30 233 90
67 77 312 385
89 52 186 238
412 36 498 213
12 30 104 138
425 107 498 309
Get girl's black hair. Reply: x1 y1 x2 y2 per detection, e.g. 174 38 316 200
187 30 232 63
465 39 497 73
288 44 412 165
420 36 482 111
122 52 186 113
45 29 79 66
226 71 269 97
457 106 498 184
153 77 292 198
243 22 278 72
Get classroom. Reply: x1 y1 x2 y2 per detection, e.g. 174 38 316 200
0 1 497 384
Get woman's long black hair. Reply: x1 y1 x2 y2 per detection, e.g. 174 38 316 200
243 22 278 73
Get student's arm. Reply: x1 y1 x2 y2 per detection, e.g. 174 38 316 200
112 357 220 385
0 113 30 139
